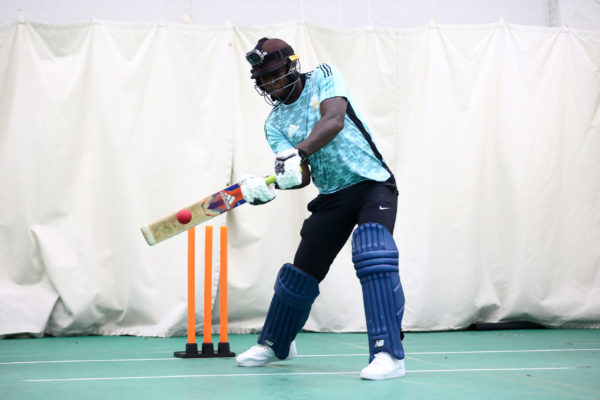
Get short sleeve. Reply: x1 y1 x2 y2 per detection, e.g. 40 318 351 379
315 64 350 102
265 114 294 154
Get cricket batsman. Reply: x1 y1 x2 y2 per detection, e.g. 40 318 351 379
237 37 406 380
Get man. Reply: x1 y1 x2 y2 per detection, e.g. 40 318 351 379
237 37 406 380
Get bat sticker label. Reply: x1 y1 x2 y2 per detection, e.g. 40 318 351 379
221 192 236 209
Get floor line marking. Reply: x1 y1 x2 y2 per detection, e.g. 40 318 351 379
300 348 600 357
3 348 599 365
405 348 600 355
1 358 174 365
23 366 573 382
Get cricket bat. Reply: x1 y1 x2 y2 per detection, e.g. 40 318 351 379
141 175 276 246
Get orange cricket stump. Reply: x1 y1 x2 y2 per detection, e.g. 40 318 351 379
200 225 215 355
174 227 201 358
216 225 235 357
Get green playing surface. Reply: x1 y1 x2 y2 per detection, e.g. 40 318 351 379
2 330 599 400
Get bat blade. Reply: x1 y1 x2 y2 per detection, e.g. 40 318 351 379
141 175 276 246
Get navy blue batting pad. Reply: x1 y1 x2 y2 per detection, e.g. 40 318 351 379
259 263 320 359
352 223 405 362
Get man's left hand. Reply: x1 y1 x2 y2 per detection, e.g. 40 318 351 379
240 175 276 205
275 148 304 189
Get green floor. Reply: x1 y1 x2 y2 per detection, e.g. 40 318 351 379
1 330 599 400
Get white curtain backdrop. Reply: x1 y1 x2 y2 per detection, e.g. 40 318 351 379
0 19 598 337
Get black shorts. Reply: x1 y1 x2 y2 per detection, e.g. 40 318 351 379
293 177 398 282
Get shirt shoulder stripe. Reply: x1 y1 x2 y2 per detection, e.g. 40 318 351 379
317 63 332 77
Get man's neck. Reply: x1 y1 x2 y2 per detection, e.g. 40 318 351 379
283 74 305 105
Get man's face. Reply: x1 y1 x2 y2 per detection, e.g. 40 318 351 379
257 64 293 101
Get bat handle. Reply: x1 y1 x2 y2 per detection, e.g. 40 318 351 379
264 175 277 185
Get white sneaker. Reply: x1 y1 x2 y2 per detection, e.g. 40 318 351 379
360 352 406 380
236 340 297 367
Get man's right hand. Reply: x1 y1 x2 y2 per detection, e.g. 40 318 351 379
240 175 276 205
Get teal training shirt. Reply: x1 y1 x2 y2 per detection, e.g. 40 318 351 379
265 63 390 194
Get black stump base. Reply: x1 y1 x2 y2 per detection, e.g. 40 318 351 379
174 342 235 358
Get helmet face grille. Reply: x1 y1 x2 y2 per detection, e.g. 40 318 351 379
254 58 301 106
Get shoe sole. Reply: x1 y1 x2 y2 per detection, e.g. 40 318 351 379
237 354 296 367
360 368 406 380
236 360 271 367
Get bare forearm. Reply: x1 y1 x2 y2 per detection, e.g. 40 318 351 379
296 116 344 157
296 97 347 157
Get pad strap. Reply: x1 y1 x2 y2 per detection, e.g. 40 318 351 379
259 264 320 359
352 223 405 362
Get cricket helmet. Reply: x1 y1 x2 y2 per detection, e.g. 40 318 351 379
246 37 301 105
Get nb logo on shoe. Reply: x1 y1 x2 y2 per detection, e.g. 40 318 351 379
374 339 385 348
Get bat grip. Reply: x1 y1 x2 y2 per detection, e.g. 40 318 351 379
264 175 277 185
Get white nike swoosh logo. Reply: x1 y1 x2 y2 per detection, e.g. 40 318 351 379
379 206 390 210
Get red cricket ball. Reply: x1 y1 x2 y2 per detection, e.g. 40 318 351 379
176 209 192 224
